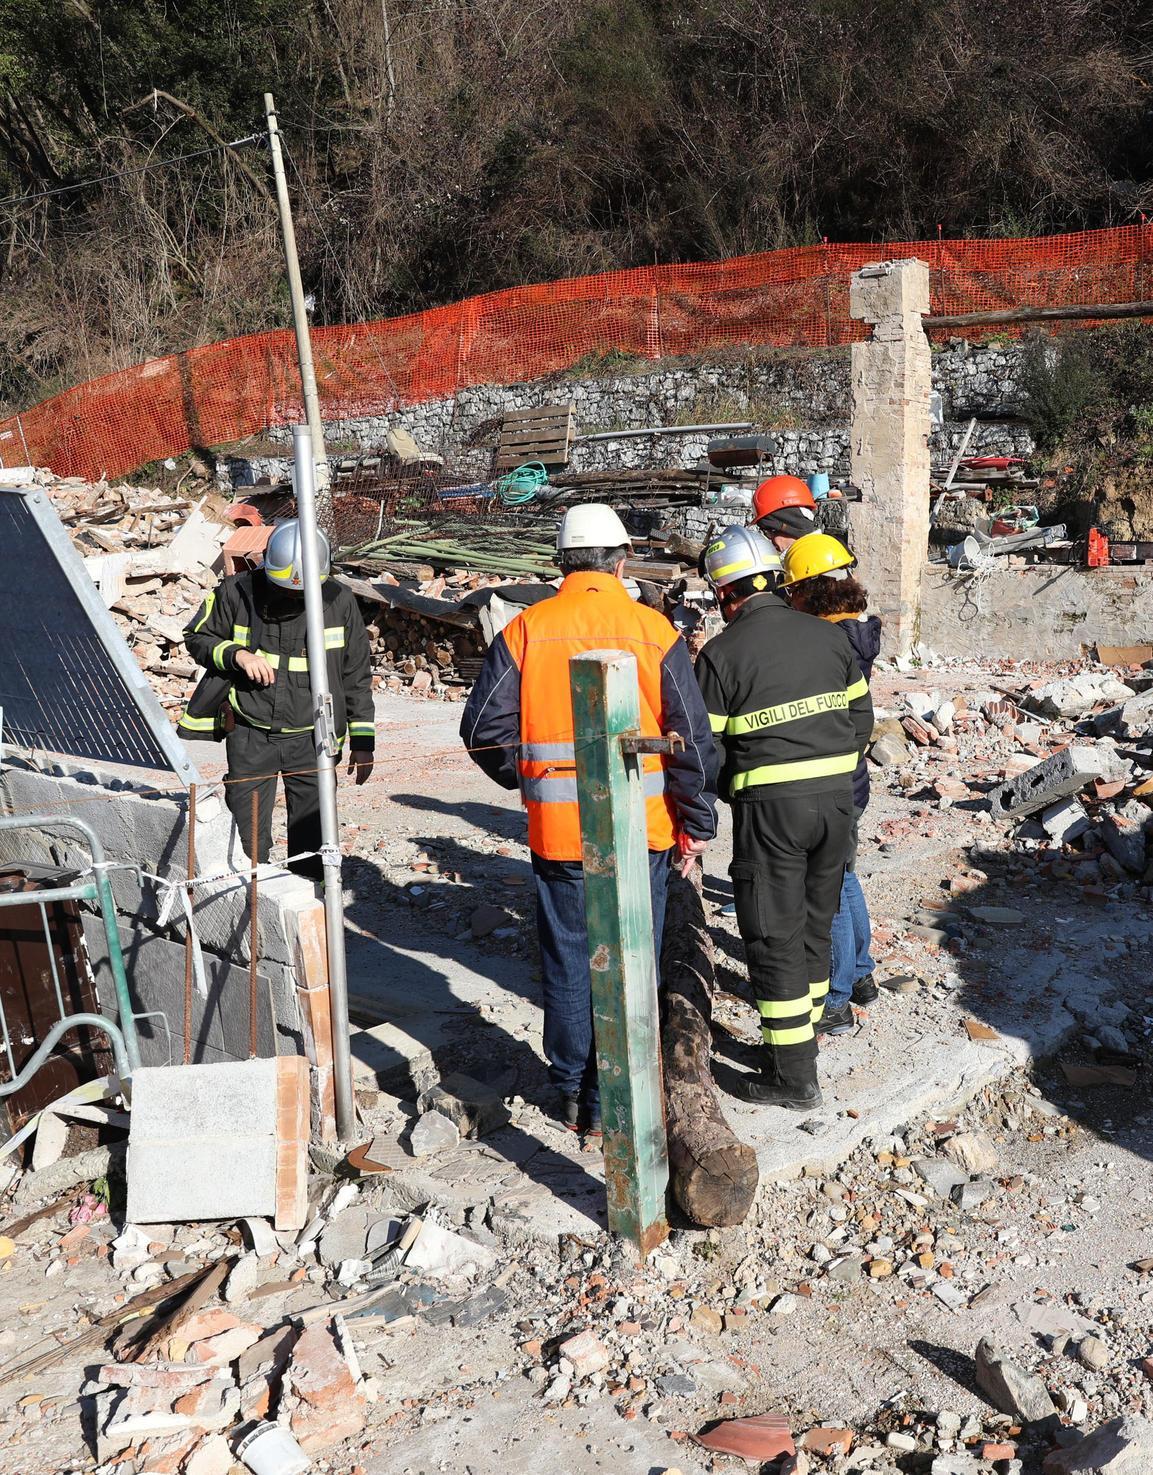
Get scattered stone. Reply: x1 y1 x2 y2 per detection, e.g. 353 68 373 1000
409 1110 462 1158
975 1338 1056 1423
1041 1414 1153 1472
914 1158 969 1198
951 1179 994 1213
690 1306 724 1335
558 1330 610 1378
1079 1335 1110 1372
1023 673 1132 720
470 904 515 938
418 1072 512 1138
871 732 911 767
887 1430 918 1451
286 1317 368 1454
943 1131 999 1174
802 1427 853 1456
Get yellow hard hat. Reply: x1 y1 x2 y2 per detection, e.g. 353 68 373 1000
780 532 855 587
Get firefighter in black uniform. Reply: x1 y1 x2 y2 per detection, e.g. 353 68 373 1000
697 527 873 1110
180 520 376 881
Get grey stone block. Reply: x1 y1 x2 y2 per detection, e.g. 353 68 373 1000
988 746 1112 821
127 1059 281 1223
350 1021 439 1096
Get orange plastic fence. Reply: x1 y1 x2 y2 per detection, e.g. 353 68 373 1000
3 225 1151 482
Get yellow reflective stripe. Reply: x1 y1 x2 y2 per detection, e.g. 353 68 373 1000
178 715 218 731
324 626 345 649
846 676 869 702
712 557 754 578
727 688 849 734
192 590 216 634
266 563 293 578
232 623 251 643
810 978 830 1020
757 997 813 1020
252 649 309 672
709 712 727 734
348 722 375 736
730 752 857 790
212 639 240 671
761 1022 816 1046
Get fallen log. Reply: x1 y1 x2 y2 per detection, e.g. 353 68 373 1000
660 867 758 1226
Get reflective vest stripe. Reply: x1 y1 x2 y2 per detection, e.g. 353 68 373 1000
846 675 869 702
252 649 310 672
324 626 346 649
761 1021 815 1046
809 978 830 1021
232 623 251 642
520 769 666 804
193 591 216 633
726 687 850 734
757 995 813 1021
178 714 218 732
730 751 857 791
521 741 577 762
212 639 240 671
708 712 727 733
348 722 375 737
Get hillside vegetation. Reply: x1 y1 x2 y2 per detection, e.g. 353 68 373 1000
1 0 1151 412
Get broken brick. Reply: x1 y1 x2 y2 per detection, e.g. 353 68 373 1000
802 1426 853 1456
558 1329 611 1377
286 1317 367 1455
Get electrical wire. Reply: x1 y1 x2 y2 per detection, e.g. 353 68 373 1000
0 135 265 211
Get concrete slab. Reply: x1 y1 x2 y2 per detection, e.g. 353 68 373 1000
127 1057 308 1225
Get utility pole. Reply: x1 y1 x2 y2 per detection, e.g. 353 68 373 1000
570 651 670 1258
265 94 331 517
292 424 355 1141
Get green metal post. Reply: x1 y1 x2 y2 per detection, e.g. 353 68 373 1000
569 650 669 1257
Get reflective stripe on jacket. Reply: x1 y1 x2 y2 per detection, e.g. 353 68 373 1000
695 593 873 800
182 571 376 747
460 572 718 862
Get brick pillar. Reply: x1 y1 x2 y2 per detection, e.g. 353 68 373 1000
849 259 932 655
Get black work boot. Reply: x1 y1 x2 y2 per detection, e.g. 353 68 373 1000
851 974 879 1006
733 1074 823 1110
816 1000 854 1036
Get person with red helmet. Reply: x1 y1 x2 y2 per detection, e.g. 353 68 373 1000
750 474 819 551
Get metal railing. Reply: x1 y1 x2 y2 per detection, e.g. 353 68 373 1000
0 815 142 1103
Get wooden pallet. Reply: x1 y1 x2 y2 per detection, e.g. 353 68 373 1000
492 404 577 473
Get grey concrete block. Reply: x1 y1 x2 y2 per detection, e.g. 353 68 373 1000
1041 797 1091 845
350 1022 440 1097
85 921 287 1066
127 1059 282 1223
988 746 1112 821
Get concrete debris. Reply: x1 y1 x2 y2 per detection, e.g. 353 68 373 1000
987 745 1113 822
975 1337 1057 1422
417 1071 513 1138
1041 1415 1153 1472
1042 797 1092 845
942 1130 999 1174
1023 672 1134 720
409 1110 462 1157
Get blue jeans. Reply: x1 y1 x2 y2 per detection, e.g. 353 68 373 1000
828 815 875 1009
532 848 672 1106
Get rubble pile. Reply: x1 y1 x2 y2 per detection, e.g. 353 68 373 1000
866 656 1153 901
38 471 228 718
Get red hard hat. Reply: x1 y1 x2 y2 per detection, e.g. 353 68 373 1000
752 475 816 524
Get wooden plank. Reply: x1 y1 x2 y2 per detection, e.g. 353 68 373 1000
570 651 669 1258
499 404 574 423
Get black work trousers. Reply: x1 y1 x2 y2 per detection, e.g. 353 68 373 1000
730 786 854 1090
224 724 323 882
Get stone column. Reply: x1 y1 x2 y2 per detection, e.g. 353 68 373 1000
849 258 932 655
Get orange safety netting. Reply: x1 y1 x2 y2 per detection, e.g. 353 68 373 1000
3 224 1151 482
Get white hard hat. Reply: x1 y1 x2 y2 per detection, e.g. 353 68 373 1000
556 503 631 552
264 518 331 591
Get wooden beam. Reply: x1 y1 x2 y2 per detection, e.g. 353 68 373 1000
923 300 1153 330
661 867 758 1226
570 651 669 1258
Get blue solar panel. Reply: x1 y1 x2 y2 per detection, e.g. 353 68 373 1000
0 489 197 780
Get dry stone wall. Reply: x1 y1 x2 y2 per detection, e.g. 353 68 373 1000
232 339 1034 489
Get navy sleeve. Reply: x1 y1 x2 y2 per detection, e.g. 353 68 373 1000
659 636 719 840
460 632 521 790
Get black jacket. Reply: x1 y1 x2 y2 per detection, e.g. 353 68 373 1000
827 613 881 810
183 571 376 749
695 593 873 801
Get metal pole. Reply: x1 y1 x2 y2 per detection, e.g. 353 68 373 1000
569 650 669 1258
292 424 355 1141
264 93 331 511
183 783 197 1066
